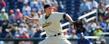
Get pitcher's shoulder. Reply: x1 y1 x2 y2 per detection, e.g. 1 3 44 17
52 12 65 15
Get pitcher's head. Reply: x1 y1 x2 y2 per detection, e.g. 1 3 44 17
44 4 52 14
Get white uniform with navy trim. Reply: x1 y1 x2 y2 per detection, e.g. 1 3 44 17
39 12 71 44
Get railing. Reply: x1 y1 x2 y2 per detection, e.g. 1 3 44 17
0 38 78 44
0 38 43 44
78 9 97 21
1 36 109 44
78 4 109 22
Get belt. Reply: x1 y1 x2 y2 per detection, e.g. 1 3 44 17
53 33 61 36
48 33 61 37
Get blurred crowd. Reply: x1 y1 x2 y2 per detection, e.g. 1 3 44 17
0 0 59 39
0 0 109 44
68 0 109 44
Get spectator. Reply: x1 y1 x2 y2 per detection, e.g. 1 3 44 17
31 24 42 38
2 21 8 32
106 20 109 32
8 9 16 24
19 31 30 38
105 0 109 5
0 8 9 21
93 26 103 37
90 21 97 31
100 21 107 32
85 21 97 36
43 0 58 6
72 20 87 39
100 38 106 44
0 27 4 44
22 3 31 17
30 10 39 19
104 7 109 20
17 23 32 44
74 21 86 35
0 9 4 26
97 2 106 22
17 0 24 11
15 9 23 23
83 21 92 36
84 22 92 32
0 27 3 38
88 0 98 9
77 33 91 44
30 0 44 13
37 0 44 12
80 0 90 15
23 0 30 4
0 0 6 10
5 24 15 38
29 10 42 38
80 0 98 15
70 24 78 39
25 9 39 24
13 23 19 33
17 23 28 36
7 0 16 10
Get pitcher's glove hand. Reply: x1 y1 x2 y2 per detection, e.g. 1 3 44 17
70 21 76 26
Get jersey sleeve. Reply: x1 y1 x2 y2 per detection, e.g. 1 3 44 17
55 12 64 21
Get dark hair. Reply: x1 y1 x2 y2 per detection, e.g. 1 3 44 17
44 4 51 9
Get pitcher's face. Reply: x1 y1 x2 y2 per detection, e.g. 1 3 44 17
45 7 52 13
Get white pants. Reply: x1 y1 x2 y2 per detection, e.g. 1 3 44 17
39 35 71 44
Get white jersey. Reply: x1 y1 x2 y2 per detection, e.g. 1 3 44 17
39 12 71 44
39 12 64 36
